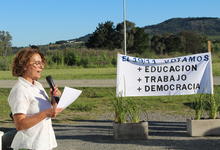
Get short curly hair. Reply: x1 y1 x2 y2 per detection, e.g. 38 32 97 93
12 47 46 77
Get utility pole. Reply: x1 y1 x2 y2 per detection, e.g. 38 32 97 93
123 0 127 55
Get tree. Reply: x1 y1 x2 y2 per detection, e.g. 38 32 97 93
86 20 150 54
178 31 207 53
151 35 166 55
132 27 149 54
115 20 136 50
164 34 183 53
0 31 12 56
86 21 116 49
151 31 207 54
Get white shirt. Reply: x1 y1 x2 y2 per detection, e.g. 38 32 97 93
8 77 57 150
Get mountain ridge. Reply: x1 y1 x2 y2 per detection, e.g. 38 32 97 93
143 17 220 36
59 17 220 44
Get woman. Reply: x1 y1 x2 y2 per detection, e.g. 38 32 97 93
8 46 62 150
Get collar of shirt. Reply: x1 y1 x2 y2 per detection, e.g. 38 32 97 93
18 77 50 102
18 77 40 88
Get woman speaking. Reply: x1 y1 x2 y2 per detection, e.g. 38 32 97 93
8 46 62 150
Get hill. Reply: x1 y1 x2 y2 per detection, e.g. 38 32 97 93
144 17 220 36
53 17 220 44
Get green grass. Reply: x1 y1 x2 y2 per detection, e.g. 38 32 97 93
213 62 220 76
42 68 116 79
0 88 12 121
0 67 116 80
0 64 220 80
208 35 220 41
1 86 220 123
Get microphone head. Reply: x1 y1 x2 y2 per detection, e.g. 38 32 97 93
46 75 55 91
46 75 52 81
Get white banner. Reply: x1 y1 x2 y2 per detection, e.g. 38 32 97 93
116 52 213 97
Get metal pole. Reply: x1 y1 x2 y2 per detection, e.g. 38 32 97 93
123 0 127 55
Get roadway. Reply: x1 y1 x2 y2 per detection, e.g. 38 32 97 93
0 77 220 88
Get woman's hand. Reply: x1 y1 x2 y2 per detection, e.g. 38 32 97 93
54 108 63 117
45 108 56 118
50 86 62 97
50 99 63 118
13 107 61 130
45 107 63 118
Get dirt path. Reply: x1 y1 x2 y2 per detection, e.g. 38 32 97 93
0 79 115 88
0 77 220 88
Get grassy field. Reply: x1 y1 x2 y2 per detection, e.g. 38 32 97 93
0 67 116 80
0 63 220 80
1 86 220 123
212 62 220 76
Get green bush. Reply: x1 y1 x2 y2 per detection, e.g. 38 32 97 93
64 51 76 66
111 57 117 66
79 58 89 68
0 57 10 70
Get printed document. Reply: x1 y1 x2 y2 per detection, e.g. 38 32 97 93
57 86 82 109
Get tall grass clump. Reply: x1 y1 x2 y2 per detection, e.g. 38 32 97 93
127 99 141 123
112 96 127 123
112 94 142 123
192 94 205 120
191 93 220 120
206 94 220 119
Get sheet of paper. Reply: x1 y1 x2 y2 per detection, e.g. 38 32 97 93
57 86 82 109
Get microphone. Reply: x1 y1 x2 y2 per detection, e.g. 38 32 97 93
46 75 60 103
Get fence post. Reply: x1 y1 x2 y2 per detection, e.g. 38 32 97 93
208 40 212 52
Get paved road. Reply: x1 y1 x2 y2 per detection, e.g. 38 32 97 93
0 77 220 88
1 112 220 150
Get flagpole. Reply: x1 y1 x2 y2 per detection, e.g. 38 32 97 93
123 0 127 55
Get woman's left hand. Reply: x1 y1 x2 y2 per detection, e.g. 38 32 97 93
52 105 63 118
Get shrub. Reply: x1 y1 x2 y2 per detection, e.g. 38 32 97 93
112 95 142 123
64 51 76 66
0 57 9 70
111 57 117 66
80 58 89 68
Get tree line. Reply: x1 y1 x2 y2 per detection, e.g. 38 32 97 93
85 20 209 55
1 20 219 70
0 20 214 57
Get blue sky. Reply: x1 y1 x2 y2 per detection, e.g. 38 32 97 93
1 0 220 47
